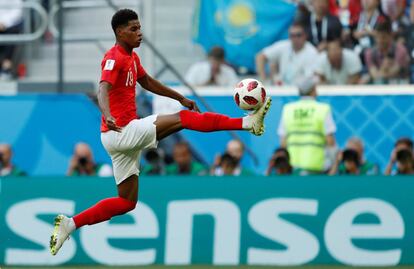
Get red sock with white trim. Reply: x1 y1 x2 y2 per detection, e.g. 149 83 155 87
73 197 136 229
179 110 244 132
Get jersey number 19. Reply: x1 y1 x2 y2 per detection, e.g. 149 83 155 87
126 69 134 87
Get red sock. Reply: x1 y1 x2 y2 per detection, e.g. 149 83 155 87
180 110 242 132
73 197 136 229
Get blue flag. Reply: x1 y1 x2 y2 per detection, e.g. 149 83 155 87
193 0 297 73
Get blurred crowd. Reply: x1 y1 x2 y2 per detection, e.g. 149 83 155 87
1 134 413 177
186 0 414 86
2 0 411 83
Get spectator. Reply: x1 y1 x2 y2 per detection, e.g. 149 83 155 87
349 0 363 26
352 0 384 53
346 137 379 174
67 142 113 177
395 149 414 175
0 143 26 176
303 0 343 51
185 46 238 87
266 148 294 175
364 20 410 84
0 0 23 80
255 22 318 85
411 0 414 22
329 149 362 175
315 39 362 84
216 153 239 176
211 139 254 176
385 137 413 175
329 137 379 175
141 148 166 175
166 142 207 175
278 76 337 174
381 0 409 34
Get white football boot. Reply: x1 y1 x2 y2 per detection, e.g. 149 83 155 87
243 97 272 136
50 214 74 255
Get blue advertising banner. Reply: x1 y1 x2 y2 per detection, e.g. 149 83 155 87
192 0 296 72
1 176 414 266
0 95 110 176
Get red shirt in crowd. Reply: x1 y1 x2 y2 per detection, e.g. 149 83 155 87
100 44 146 132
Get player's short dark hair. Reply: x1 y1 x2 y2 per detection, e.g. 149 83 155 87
111 9 139 35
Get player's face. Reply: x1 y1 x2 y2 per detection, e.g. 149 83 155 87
119 20 143 48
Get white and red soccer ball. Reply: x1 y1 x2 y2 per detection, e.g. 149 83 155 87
234 78 266 111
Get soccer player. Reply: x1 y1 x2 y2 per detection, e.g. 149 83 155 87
50 9 271 256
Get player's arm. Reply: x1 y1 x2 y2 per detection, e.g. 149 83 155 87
137 74 200 112
97 81 122 132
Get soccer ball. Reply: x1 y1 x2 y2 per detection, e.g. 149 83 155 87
234 78 266 111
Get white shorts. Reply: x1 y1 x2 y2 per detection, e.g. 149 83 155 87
101 115 158 185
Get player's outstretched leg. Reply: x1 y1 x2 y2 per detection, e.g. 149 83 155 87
50 176 138 256
154 97 272 140
180 97 271 136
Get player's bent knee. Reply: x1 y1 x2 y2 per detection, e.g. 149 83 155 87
125 200 137 212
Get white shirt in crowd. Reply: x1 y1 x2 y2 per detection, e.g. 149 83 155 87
262 40 318 85
185 61 239 87
0 0 23 28
315 49 362 85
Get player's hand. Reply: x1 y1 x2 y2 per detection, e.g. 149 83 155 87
180 98 200 112
105 116 122 132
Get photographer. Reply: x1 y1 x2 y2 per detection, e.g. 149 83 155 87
337 137 379 175
385 137 413 175
214 153 239 176
395 149 414 175
0 143 26 176
329 149 361 175
141 148 166 175
266 148 293 176
211 139 255 176
165 142 207 176
67 142 113 177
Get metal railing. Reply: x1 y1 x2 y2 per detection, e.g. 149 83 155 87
30 0 261 165
48 0 129 42
0 1 48 44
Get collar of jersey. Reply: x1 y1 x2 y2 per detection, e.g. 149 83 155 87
116 44 132 56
